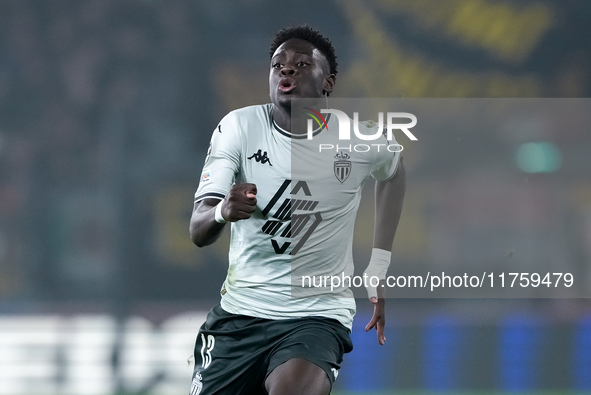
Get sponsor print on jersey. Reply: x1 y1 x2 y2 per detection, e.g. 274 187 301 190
204 143 212 165
203 124 220 166
200 171 211 183
331 367 339 380
261 180 321 255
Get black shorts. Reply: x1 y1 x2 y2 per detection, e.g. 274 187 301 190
189 304 353 395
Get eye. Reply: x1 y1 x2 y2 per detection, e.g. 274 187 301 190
297 62 309 67
272 63 282 69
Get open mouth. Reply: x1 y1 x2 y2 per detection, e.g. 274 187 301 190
278 78 297 93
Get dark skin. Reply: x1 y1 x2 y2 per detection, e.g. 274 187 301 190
189 38 406 395
268 38 335 131
365 158 406 346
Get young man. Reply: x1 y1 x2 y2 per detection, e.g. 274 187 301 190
189 25 405 395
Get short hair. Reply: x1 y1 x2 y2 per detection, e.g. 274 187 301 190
269 25 338 76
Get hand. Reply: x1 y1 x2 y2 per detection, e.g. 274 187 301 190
221 183 257 222
365 280 386 345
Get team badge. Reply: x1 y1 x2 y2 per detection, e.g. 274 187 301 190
334 152 351 183
190 373 203 395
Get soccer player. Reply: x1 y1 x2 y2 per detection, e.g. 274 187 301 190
189 25 405 395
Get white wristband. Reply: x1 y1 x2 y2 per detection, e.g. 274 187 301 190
363 248 391 300
214 200 227 224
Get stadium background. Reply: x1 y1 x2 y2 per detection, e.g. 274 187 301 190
0 0 590 394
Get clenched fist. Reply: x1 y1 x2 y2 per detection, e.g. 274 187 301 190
220 183 257 222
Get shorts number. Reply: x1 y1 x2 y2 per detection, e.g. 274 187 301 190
200 334 215 369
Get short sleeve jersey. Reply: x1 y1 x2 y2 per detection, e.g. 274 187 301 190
195 103 401 330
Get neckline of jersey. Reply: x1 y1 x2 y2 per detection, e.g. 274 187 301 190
271 112 330 140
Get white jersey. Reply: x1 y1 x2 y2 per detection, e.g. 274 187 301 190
195 103 401 329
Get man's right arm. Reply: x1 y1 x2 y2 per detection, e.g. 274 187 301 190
190 183 258 247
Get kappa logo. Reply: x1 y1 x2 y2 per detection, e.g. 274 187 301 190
334 151 351 183
248 149 273 166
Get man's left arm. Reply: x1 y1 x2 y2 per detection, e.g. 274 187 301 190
364 158 406 345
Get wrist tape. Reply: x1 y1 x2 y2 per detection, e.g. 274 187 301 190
214 200 227 224
363 248 391 299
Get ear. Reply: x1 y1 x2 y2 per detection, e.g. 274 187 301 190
323 73 336 95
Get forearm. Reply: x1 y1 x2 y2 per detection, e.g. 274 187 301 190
190 183 258 247
189 199 227 247
373 159 406 250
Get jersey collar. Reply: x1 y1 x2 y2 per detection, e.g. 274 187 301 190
272 115 330 140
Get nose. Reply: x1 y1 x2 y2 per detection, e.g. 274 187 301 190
280 64 295 75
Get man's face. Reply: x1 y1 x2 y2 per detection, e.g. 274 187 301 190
269 38 334 109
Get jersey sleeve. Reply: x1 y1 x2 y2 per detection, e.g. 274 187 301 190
194 112 242 203
370 126 402 181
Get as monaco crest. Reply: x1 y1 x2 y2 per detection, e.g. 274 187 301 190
334 152 351 183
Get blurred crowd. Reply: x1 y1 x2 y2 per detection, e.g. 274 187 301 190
0 0 213 299
1 0 589 302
